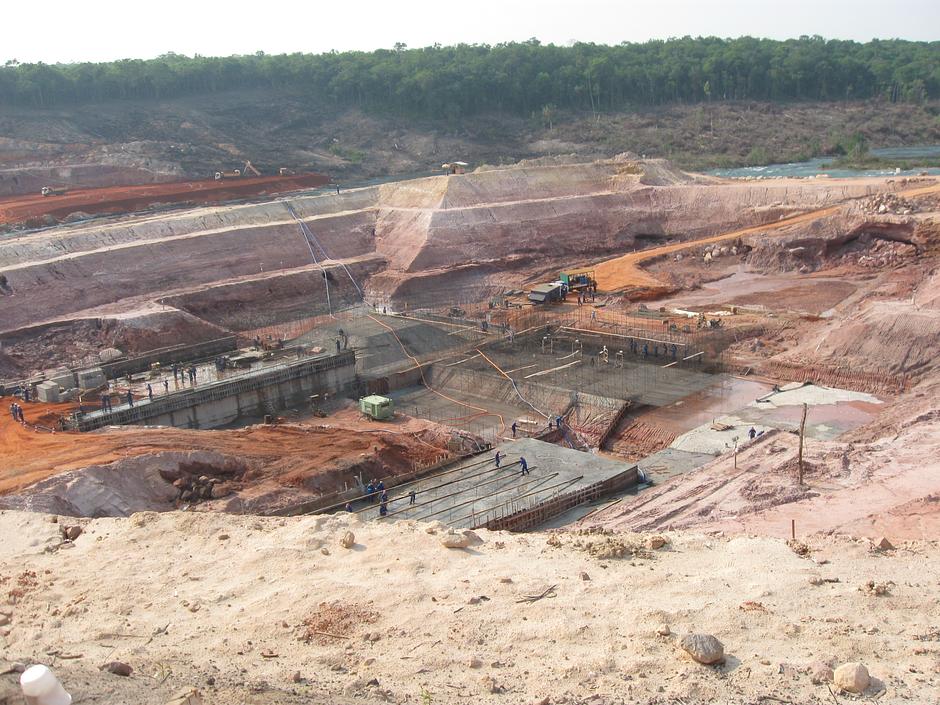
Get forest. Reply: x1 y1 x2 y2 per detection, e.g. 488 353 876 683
1 37 937 120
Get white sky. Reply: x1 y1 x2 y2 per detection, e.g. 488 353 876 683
6 0 939 64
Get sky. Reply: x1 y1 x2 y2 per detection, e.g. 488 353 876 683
6 0 939 64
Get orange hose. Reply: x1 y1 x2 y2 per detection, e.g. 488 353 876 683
366 314 505 434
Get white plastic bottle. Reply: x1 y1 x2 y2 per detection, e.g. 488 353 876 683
20 664 72 705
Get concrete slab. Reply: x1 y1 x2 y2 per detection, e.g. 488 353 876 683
362 438 635 529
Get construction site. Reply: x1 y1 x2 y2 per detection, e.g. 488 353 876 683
1 154 939 704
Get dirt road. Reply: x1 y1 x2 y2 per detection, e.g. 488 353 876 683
592 179 940 292
0 173 329 225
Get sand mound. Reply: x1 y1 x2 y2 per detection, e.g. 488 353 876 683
0 510 935 704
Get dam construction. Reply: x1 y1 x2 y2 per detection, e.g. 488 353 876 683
1 154 939 704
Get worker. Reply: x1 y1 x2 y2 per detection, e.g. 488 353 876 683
379 501 388 517
556 415 563 430
748 427 757 440
23 387 30 402
591 310 597 322
494 450 502 468
511 421 517 438
335 339 341 353
345 502 354 512
377 480 385 494
380 490 388 504
548 418 553 430
163 379 170 394
643 343 649 358
409 490 417 505
671 344 678 360
519 457 529 475
365 480 375 501
147 383 153 401
126 390 133 407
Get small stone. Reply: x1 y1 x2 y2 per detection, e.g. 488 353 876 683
468 656 483 669
580 572 591 581
678 633 725 665
339 531 355 549
467 596 481 605
441 529 482 549
47 515 58 524
499 577 513 583
656 625 671 636
0 614 9 627
321 547 330 556
101 660 133 677
292 671 302 683
834 662 870 694
532 697 550 705
217 534 230 541
808 661 834 685
874 537 895 551
647 535 667 549
480 675 501 693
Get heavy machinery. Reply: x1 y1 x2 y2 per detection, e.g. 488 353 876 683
40 186 68 197
559 270 596 292
214 169 241 180
243 160 261 177
278 167 296 176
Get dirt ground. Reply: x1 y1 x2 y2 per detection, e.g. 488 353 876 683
0 172 328 227
1 510 937 705
590 179 940 293
0 401 455 513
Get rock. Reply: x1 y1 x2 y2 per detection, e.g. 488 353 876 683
468 656 483 669
647 535 667 549
0 614 9 627
532 698 550 705
467 596 481 605
101 660 133 677
65 525 82 540
874 537 895 551
808 661 834 685
580 572 591 581
47 515 58 524
291 671 302 683
339 531 355 549
834 662 870 693
678 633 725 665
480 675 502 693
656 625 671 636
441 529 482 549
217 534 230 541
320 548 330 556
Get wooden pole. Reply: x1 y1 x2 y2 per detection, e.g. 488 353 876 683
798 403 808 486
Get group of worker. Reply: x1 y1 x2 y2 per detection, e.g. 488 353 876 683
347 478 420 517
172 364 199 384
494 451 529 475
8 402 25 423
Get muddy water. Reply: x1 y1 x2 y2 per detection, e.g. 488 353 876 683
631 376 773 436
657 268 856 313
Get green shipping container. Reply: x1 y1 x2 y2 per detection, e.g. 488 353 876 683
359 395 394 420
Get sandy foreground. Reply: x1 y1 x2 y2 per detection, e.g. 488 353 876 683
0 510 937 704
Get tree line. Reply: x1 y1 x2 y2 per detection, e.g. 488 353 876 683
1 37 937 118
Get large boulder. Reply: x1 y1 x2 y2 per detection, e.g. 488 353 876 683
834 662 870 694
440 529 482 549
678 633 725 665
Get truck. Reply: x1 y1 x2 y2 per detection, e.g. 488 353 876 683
559 270 596 292
40 186 68 197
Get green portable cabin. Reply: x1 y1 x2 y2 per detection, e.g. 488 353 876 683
359 394 394 420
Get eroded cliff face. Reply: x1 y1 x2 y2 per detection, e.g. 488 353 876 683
0 157 899 367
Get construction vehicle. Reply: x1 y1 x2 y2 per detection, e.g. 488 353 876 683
40 186 68 197
214 169 241 180
243 160 261 177
278 167 296 176
559 270 596 292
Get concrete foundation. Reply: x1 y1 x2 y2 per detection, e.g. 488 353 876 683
73 350 356 431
